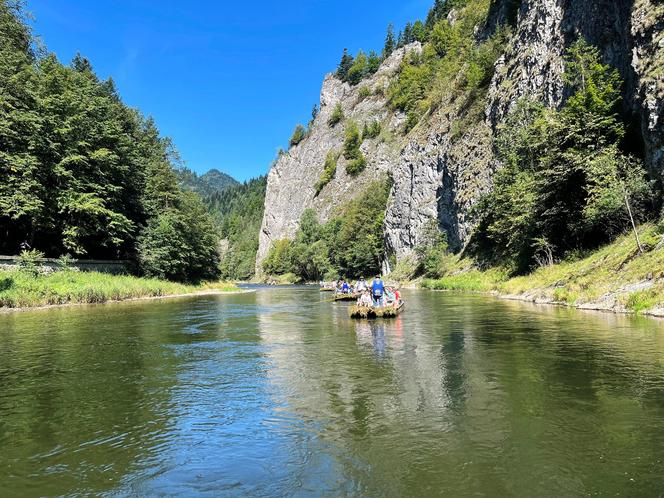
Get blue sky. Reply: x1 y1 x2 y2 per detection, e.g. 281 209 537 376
28 0 432 181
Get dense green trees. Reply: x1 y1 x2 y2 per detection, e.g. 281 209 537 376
263 180 391 280
470 40 652 272
388 0 508 132
205 176 267 280
0 1 220 282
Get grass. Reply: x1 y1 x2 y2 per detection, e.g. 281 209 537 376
0 270 238 309
420 224 664 315
422 267 508 292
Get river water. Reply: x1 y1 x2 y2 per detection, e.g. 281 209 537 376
1 287 664 496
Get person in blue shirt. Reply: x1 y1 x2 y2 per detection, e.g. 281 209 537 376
341 280 350 294
371 276 385 306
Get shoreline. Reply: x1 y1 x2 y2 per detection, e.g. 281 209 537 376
421 286 664 320
0 288 252 314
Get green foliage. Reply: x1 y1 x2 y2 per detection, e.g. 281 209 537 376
262 239 293 275
362 120 382 140
347 50 368 86
206 176 267 280
367 51 382 74
388 51 434 131
383 23 396 58
336 48 354 81
470 40 653 273
337 48 382 86
315 151 339 196
17 249 44 277
358 86 371 99
138 192 221 283
388 0 507 133
0 3 221 283
264 180 391 280
331 180 392 277
177 168 238 198
57 254 75 271
343 121 363 160
414 219 450 277
0 269 236 309
328 103 344 127
346 154 367 176
342 121 367 176
289 124 307 148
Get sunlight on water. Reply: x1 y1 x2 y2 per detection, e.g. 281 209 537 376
1 288 664 496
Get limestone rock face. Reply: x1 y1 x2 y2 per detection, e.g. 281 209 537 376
257 1 664 273
256 44 421 269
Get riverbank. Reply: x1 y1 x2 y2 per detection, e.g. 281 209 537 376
420 225 664 317
0 270 239 311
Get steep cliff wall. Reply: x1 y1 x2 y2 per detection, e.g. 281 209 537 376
257 0 664 273
257 45 421 268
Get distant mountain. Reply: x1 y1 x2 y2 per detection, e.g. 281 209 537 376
178 167 239 198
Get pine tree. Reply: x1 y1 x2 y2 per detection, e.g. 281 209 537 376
426 0 447 30
403 22 414 45
367 50 382 75
412 20 427 42
383 24 396 58
336 48 354 82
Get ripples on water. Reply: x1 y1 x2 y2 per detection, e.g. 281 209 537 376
1 288 664 496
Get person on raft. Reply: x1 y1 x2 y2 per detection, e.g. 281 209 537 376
371 276 385 307
341 280 351 294
355 278 368 292
357 289 373 307
384 287 402 309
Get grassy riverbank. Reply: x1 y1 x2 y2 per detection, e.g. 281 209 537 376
0 270 238 309
421 225 664 315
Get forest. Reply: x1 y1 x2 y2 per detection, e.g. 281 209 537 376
0 0 221 283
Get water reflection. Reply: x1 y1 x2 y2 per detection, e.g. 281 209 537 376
2 289 664 496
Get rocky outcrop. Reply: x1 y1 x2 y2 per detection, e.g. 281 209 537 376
257 45 421 269
258 0 664 273
487 0 662 170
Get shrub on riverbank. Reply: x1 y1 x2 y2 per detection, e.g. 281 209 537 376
0 270 237 309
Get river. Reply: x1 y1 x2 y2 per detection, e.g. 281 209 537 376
1 287 664 496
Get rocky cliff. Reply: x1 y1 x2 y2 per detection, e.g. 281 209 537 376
257 0 663 273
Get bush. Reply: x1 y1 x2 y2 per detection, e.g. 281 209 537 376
289 124 307 148
328 103 344 127
343 121 362 160
362 120 382 140
346 154 367 176
358 86 371 99
347 50 368 86
315 150 338 195
57 254 75 271
17 249 45 277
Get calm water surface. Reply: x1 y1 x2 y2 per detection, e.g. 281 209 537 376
2 287 664 496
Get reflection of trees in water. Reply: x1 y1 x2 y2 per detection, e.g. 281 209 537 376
0 302 182 496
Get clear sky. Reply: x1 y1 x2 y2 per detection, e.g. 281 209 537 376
27 0 432 181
